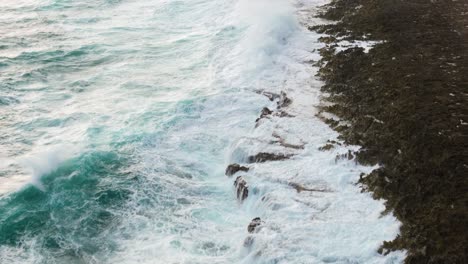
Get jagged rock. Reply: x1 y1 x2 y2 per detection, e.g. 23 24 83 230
247 217 263 233
335 150 355 162
318 143 335 151
255 107 273 123
234 176 249 201
288 182 329 193
277 91 292 108
225 163 249 176
247 152 292 163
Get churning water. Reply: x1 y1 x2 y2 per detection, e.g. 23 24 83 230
0 0 404 263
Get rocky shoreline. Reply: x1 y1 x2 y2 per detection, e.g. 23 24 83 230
310 0 467 263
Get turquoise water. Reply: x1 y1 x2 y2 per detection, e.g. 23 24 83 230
0 0 405 263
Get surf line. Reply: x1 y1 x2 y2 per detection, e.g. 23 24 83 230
224 89 330 252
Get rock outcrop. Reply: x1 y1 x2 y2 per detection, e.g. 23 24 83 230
244 217 264 247
255 107 273 123
247 217 263 233
225 163 249 176
234 176 249 201
247 152 292 163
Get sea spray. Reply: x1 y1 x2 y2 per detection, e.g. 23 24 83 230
18 145 79 191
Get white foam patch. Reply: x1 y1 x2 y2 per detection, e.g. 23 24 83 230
18 145 78 191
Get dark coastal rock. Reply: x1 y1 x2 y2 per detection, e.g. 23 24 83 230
277 91 292 108
313 0 468 262
247 217 263 233
255 107 273 123
225 163 249 176
234 176 248 201
334 150 355 162
247 152 293 163
243 217 264 247
318 143 335 151
274 110 294 118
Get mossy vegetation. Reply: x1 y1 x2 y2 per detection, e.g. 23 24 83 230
311 0 468 263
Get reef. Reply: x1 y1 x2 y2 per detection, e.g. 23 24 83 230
310 0 468 263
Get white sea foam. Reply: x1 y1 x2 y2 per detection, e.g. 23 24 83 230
105 0 405 263
18 145 78 191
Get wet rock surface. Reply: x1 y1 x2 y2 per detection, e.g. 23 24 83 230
234 176 249 202
247 217 263 233
312 0 468 263
274 110 294 118
225 163 249 176
243 217 264 248
247 152 293 163
255 107 273 123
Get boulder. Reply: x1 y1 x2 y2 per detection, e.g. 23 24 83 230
247 217 263 233
225 163 249 176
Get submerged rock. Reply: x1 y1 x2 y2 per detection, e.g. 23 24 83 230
277 91 292 108
247 152 292 163
334 150 355 162
225 163 249 176
244 217 264 248
318 143 335 151
234 176 249 201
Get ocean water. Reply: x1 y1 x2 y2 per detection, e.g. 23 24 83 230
0 0 405 263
